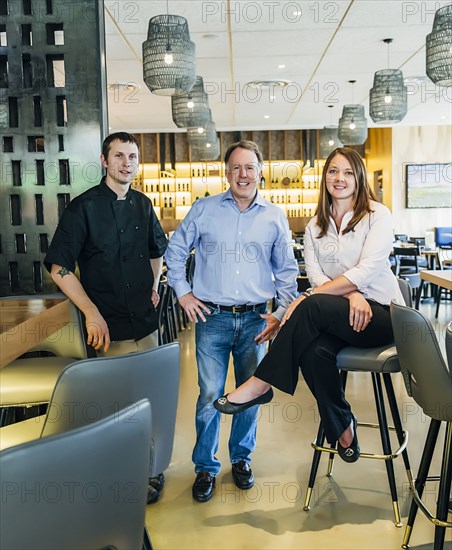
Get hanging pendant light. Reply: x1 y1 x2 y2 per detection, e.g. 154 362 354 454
426 4 452 87
192 137 220 161
187 120 217 147
142 9 196 96
319 105 343 158
171 76 211 128
370 39 407 123
338 81 368 145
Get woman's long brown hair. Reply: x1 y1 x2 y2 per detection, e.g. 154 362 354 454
315 147 378 238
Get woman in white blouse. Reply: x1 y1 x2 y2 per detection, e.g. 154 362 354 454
214 147 405 463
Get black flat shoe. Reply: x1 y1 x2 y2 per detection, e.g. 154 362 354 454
214 388 274 414
337 415 360 463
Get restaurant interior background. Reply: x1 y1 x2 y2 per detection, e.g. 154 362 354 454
0 0 451 294
0 2 451 550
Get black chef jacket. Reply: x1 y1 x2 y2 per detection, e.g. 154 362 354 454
44 178 168 341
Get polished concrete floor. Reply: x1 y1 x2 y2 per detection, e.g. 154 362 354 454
147 300 451 550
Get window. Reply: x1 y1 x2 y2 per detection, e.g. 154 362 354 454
56 95 67 126
46 54 65 87
21 23 32 46
0 55 8 87
28 135 45 152
3 136 13 152
46 23 63 45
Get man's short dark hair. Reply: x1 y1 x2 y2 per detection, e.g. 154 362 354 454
224 140 263 167
102 132 139 160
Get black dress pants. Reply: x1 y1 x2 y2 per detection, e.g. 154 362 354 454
255 294 394 442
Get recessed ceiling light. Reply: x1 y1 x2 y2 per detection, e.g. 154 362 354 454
264 115 270 119
278 64 286 69
246 80 291 89
107 82 139 92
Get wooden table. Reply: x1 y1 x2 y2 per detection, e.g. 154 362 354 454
420 270 452 291
0 297 70 369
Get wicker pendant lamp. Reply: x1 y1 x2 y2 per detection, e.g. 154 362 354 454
142 11 196 96
370 39 407 123
338 81 368 145
426 4 452 87
192 138 220 161
171 76 211 128
319 105 343 158
187 121 217 147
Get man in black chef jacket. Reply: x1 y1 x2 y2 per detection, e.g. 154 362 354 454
45 131 168 503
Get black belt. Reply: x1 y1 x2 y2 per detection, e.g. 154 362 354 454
204 302 266 313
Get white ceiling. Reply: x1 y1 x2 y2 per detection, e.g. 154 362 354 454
104 0 452 133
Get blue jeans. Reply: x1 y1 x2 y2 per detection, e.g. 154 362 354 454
192 304 267 475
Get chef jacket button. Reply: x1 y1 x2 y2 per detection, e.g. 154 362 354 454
130 312 135 318
135 226 139 230
139 254 143 259
119 228 125 234
126 283 131 288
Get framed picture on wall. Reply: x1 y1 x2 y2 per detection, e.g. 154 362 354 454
405 162 452 208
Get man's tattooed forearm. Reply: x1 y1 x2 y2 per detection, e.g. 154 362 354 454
57 267 72 278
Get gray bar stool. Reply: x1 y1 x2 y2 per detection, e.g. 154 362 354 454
391 306 452 550
304 279 413 527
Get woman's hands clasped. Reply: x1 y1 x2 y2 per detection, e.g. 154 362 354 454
347 291 372 332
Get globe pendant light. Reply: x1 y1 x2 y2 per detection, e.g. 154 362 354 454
426 4 452 87
369 39 407 123
319 105 343 158
142 10 196 96
171 76 211 128
338 81 368 145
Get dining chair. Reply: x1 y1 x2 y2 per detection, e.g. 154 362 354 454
0 294 90 426
303 278 413 527
0 343 180 482
390 304 452 550
0 400 152 550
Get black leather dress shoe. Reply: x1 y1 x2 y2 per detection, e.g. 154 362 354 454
149 473 165 492
232 460 254 490
214 388 274 415
192 472 216 502
337 415 360 463
147 484 160 504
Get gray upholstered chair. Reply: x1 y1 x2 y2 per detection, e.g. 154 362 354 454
0 294 89 424
0 343 181 480
390 303 452 550
0 400 151 550
304 279 413 527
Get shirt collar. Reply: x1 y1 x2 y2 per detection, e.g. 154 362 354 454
222 188 265 211
99 177 132 201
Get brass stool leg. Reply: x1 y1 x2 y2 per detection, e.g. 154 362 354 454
383 373 413 485
304 423 326 511
434 422 452 550
372 373 402 527
402 419 441 548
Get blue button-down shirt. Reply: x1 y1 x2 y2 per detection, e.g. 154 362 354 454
165 190 298 320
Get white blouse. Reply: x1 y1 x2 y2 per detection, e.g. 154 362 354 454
304 201 404 305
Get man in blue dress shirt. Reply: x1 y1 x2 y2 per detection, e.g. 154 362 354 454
166 140 298 502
